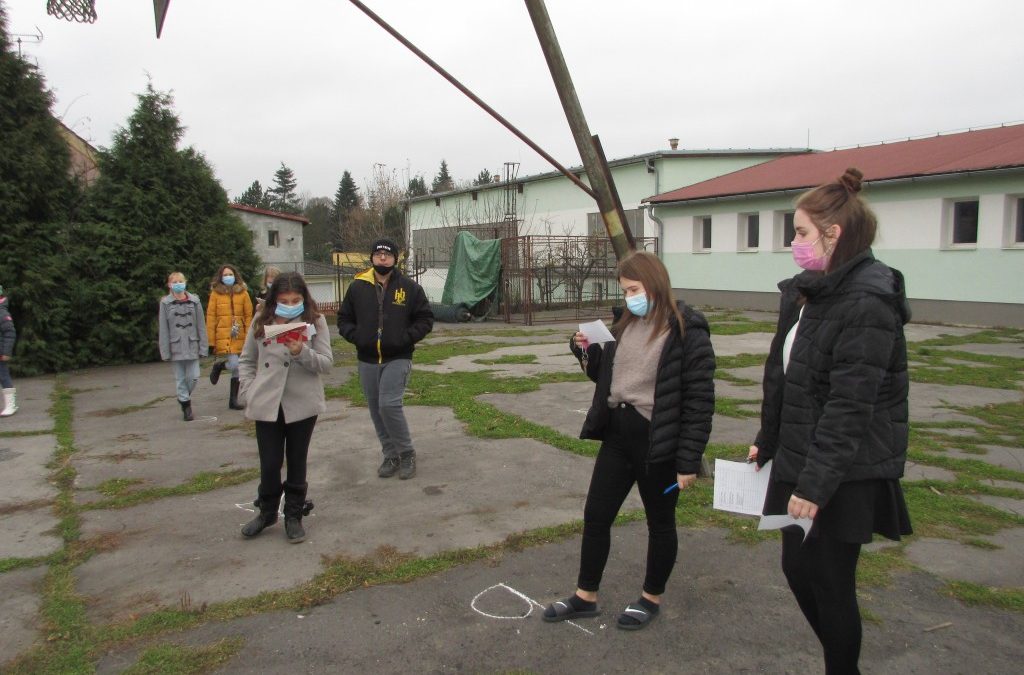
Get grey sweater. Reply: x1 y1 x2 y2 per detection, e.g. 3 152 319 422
608 318 669 420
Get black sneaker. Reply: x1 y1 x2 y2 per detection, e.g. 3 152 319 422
378 457 400 478
399 453 416 480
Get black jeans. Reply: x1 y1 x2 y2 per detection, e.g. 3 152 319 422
781 529 863 675
578 404 680 595
254 408 317 511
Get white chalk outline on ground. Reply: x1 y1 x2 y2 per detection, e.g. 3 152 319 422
470 582 594 636
193 416 219 423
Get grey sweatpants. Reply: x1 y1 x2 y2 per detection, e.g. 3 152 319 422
358 359 414 459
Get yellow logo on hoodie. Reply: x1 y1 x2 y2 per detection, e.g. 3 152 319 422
393 287 406 306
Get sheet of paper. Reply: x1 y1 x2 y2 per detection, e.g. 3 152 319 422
713 458 771 516
578 319 615 344
758 514 814 541
265 322 307 339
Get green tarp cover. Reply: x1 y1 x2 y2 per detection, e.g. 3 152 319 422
441 231 501 307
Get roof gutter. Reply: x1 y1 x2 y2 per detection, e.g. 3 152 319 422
646 166 1024 207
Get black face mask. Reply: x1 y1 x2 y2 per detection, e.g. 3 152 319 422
373 264 394 277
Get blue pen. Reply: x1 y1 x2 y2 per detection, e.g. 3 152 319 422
663 483 679 495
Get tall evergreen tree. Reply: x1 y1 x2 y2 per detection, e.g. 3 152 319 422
236 180 270 208
331 170 360 222
431 160 454 193
0 3 80 374
473 169 492 186
267 162 300 213
81 82 261 365
301 195 335 263
407 175 428 197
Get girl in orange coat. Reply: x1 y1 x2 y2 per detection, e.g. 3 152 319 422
206 264 254 410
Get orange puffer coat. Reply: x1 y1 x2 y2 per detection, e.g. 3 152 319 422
206 283 254 355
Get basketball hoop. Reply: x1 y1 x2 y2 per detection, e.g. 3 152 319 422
46 0 97 24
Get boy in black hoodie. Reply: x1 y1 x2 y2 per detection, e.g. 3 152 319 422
337 239 433 479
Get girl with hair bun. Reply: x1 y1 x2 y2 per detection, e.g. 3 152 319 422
748 168 913 674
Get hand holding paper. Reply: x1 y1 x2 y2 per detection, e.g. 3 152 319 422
578 319 615 345
712 458 814 541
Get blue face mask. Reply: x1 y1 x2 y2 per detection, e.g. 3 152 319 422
170 282 186 294
222 275 235 286
275 302 304 320
625 293 650 317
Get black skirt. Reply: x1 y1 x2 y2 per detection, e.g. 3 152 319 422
763 472 913 544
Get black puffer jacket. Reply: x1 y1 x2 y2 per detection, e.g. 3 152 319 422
754 250 911 508
572 302 716 474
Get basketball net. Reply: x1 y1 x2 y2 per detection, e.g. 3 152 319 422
46 0 98 24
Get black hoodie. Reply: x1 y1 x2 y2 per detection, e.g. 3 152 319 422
337 267 434 364
753 249 911 508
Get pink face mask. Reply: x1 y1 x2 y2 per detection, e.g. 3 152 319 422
791 236 829 271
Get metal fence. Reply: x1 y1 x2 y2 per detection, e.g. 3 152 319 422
500 235 659 325
262 260 346 314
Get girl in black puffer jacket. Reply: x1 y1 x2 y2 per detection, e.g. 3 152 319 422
542 251 715 631
748 168 912 675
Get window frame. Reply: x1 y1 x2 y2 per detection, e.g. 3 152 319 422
773 210 795 250
738 212 760 252
268 229 280 248
693 215 712 253
942 197 980 249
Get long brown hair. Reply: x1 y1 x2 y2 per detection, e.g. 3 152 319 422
611 251 684 342
795 167 877 272
254 271 321 338
209 264 247 291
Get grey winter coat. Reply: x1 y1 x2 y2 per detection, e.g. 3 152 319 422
238 315 333 423
0 297 16 357
158 293 208 361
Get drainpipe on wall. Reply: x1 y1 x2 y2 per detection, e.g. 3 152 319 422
643 156 665 257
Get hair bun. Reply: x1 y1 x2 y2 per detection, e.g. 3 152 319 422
838 167 863 194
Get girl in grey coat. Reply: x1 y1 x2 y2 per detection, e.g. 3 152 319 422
238 272 333 543
158 272 209 421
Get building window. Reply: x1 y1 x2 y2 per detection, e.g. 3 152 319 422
1011 197 1024 246
268 230 280 247
951 200 979 244
739 213 759 250
774 211 795 249
693 216 712 252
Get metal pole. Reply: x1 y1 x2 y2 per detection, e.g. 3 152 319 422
345 0 597 201
523 0 635 261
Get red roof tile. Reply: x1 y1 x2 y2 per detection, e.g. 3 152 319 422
648 124 1024 204
229 203 310 224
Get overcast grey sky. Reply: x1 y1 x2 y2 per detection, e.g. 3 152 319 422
7 0 1024 200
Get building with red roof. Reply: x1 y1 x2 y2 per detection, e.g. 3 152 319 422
644 124 1024 326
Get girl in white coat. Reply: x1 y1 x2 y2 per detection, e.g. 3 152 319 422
238 272 333 543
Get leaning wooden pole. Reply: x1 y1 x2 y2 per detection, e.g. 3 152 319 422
524 0 636 261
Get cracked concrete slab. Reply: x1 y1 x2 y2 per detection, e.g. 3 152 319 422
0 566 46 662
969 494 1024 517
72 404 621 623
905 528 1024 587
0 376 55 434
908 382 1022 423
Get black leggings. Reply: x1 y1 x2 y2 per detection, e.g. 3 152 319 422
254 408 317 502
578 404 680 595
781 529 863 675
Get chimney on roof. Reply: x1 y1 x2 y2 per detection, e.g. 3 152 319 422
492 173 501 183
668 138 679 150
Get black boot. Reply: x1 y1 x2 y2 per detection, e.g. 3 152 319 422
241 494 281 538
283 483 313 544
209 359 226 385
179 399 194 422
229 378 244 410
